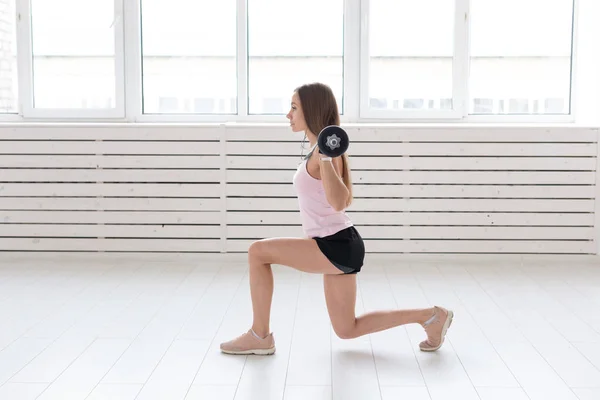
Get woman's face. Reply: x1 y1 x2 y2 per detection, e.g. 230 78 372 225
286 92 307 133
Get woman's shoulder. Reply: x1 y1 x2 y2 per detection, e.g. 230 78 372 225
306 152 322 179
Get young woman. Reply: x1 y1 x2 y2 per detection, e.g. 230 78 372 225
220 82 453 355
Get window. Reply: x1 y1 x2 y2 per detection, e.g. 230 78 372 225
247 0 344 115
27 0 120 113
0 0 588 121
473 98 493 113
0 0 18 113
362 0 462 118
469 0 574 115
140 0 236 114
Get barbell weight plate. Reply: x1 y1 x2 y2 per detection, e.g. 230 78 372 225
317 125 349 157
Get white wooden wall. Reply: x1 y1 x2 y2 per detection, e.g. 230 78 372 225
0 124 598 254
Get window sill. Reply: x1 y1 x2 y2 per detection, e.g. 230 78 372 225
0 119 597 130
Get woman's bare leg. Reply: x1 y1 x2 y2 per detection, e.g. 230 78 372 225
322 274 433 338
246 237 344 337
323 274 453 350
221 237 452 354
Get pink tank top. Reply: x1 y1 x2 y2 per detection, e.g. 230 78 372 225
292 156 354 238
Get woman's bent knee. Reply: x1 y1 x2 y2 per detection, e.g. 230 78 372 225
248 239 269 262
333 323 357 340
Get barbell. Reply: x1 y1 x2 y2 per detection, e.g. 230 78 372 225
316 125 349 158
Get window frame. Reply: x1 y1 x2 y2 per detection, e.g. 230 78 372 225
358 0 469 121
14 0 126 120
0 0 580 123
463 0 578 123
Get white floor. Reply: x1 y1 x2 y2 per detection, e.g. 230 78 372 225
1 253 600 400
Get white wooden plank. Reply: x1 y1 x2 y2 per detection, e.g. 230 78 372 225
2 126 596 143
380 387 430 400
369 157 596 171
347 127 598 143
226 226 594 240
133 340 211 400
0 384 49 400
86 384 146 400
490 342 582 400
226 239 594 254
227 170 595 184
0 224 221 238
0 238 221 252
0 126 221 140
11 126 594 143
0 142 221 155
0 155 221 169
227 198 594 212
225 184 595 199
571 389 600 400
33 339 132 400
226 211 594 226
0 198 221 211
227 156 597 171
226 142 597 156
99 156 221 169
227 156 298 169
1 169 220 183
0 183 221 197
0 155 102 168
1 211 220 224
224 127 598 142
225 128 303 142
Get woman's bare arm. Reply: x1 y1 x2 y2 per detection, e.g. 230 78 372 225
319 156 349 211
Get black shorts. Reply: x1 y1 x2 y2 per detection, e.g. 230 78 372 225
314 226 365 274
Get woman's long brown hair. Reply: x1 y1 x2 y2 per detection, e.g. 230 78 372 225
295 82 353 207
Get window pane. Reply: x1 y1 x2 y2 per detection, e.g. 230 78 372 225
470 0 574 115
141 0 236 114
0 0 17 113
30 0 116 109
369 0 454 111
248 0 344 115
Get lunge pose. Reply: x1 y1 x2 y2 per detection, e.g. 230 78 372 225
220 82 453 355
